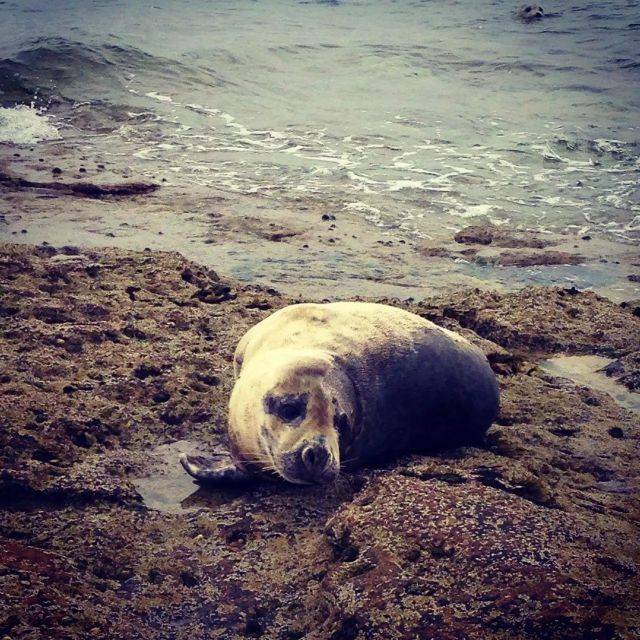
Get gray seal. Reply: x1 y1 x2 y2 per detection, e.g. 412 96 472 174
181 302 500 485
518 4 544 20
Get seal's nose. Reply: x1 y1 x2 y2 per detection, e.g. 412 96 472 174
301 442 330 474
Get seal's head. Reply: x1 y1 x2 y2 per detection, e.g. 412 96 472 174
229 349 353 484
518 3 544 20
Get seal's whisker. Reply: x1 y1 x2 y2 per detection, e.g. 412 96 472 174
251 454 274 463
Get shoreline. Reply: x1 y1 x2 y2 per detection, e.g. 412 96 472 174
1 242 639 638
2 147 639 304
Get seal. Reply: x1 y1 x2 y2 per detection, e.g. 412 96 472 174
180 302 500 485
517 4 544 20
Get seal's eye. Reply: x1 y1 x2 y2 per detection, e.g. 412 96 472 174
278 401 303 422
264 393 308 423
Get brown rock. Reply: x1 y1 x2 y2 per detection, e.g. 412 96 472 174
312 474 638 639
501 250 583 267
600 351 640 391
454 223 557 249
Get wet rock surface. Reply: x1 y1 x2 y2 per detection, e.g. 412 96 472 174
454 223 558 249
601 351 640 391
474 250 585 268
1 243 639 639
0 169 158 199
416 286 640 357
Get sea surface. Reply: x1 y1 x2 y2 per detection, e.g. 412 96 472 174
0 0 639 295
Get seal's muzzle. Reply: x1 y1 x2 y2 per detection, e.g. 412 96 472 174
282 437 337 484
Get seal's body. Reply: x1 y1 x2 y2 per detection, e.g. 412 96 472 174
181 302 500 485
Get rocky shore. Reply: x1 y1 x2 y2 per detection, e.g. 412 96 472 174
1 243 639 639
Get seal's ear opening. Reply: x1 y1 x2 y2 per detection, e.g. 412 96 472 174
180 453 250 484
334 412 350 439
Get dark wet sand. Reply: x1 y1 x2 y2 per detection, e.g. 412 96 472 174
1 242 640 639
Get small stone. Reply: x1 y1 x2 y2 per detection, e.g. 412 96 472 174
152 390 171 403
179 571 198 587
133 363 162 379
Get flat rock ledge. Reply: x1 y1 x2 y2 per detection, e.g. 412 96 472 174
1 243 639 640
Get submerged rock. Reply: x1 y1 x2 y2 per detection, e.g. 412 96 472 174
0 169 158 198
454 223 557 249
475 250 585 267
600 351 640 391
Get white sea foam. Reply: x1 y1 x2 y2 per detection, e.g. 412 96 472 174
347 172 380 186
0 105 61 145
601 193 626 208
185 103 220 115
133 148 156 159
344 202 381 214
451 204 497 218
343 201 386 227
145 92 173 103
302 154 353 167
387 179 425 192
625 216 640 231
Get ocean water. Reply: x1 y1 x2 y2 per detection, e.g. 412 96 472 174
0 0 639 275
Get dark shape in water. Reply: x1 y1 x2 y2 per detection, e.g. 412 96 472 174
518 4 545 21
0 170 158 199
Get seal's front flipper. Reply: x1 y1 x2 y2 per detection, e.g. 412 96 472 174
180 453 250 484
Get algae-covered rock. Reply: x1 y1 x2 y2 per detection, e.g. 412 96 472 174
313 474 637 639
1 243 639 639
